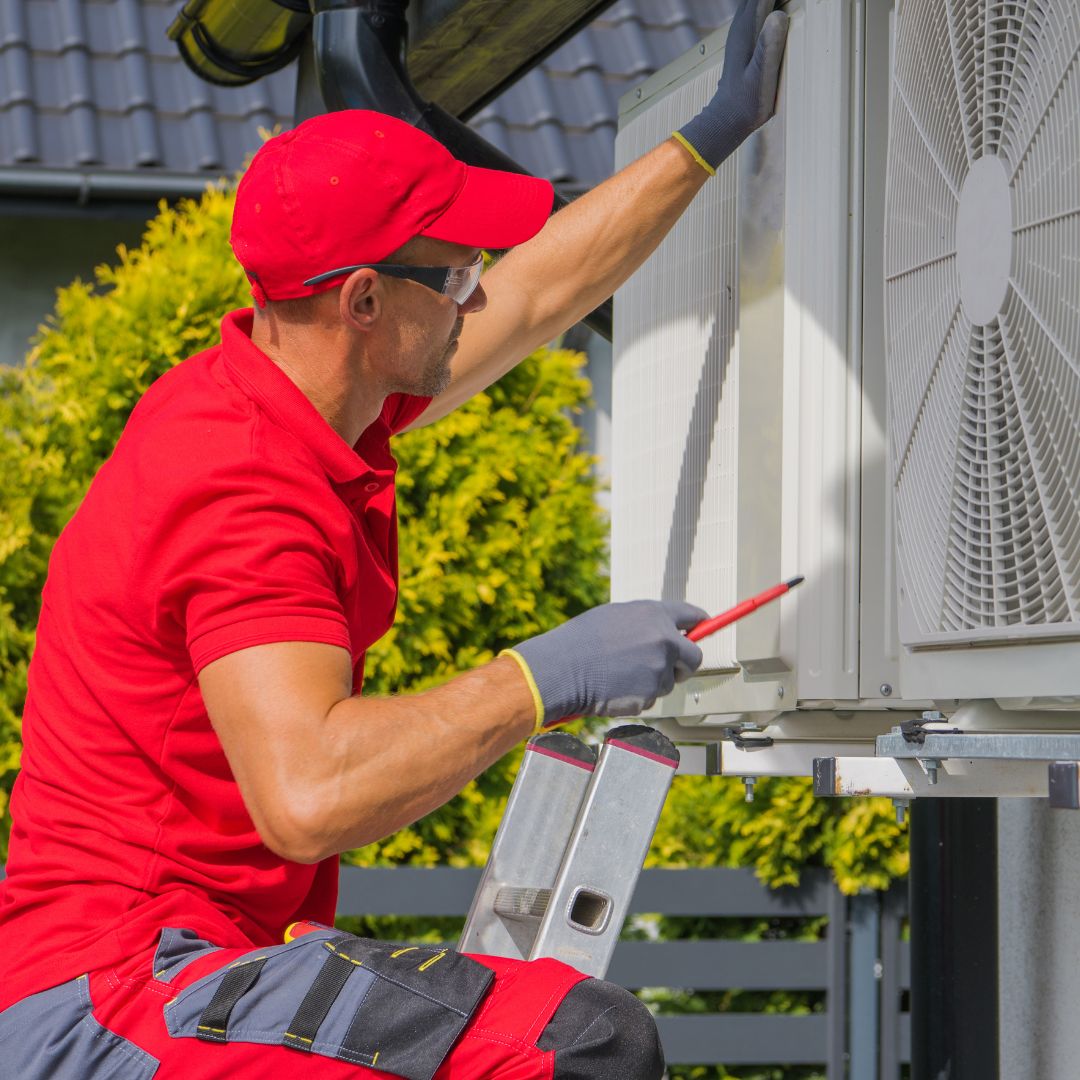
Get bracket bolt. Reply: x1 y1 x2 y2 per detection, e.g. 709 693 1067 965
923 758 941 785
879 683 893 697
893 799 908 825
744 776 756 803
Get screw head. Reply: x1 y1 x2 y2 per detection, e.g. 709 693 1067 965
879 683 893 697
692 691 701 704
700 43 706 53
776 686 785 699
636 88 642 98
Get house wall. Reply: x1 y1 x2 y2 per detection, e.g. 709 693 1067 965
0 213 144 366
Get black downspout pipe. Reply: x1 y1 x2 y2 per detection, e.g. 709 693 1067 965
308 0 614 341
909 798 999 1080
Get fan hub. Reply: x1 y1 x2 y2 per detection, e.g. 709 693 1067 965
956 155 1014 326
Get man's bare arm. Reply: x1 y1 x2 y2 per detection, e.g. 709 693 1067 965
406 138 708 428
199 642 535 864
405 0 788 430
197 601 705 864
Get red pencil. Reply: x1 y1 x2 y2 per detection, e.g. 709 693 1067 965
686 576 804 642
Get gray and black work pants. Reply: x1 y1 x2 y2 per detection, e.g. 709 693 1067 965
0 925 664 1078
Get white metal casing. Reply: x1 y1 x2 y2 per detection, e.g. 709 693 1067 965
612 0 903 729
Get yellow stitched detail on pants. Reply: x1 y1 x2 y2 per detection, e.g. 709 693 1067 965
323 942 365 967
417 950 447 972
228 956 268 969
198 1025 226 1034
285 1032 314 1044
391 947 419 958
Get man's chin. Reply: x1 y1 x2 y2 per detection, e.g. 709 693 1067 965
419 360 453 398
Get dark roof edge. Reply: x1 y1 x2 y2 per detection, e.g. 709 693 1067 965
0 167 230 203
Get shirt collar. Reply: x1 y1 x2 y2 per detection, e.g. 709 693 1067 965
220 308 391 485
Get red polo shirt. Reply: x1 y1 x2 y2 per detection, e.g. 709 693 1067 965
0 310 430 1010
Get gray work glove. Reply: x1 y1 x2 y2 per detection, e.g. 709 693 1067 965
503 600 708 730
674 0 790 173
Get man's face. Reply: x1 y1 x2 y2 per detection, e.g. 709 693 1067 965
377 238 486 398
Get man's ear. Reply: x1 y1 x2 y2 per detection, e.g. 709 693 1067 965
339 269 381 332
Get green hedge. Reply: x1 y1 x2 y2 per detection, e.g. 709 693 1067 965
0 183 907 899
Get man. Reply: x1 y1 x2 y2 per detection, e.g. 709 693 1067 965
0 1 787 1075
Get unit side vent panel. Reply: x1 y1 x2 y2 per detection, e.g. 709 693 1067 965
612 63 740 671
886 0 1080 647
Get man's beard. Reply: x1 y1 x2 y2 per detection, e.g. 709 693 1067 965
417 319 462 397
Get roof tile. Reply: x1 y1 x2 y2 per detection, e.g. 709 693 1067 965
0 0 736 192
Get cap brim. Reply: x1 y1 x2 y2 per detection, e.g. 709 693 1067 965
420 165 554 250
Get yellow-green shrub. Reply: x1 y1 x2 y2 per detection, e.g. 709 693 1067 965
0 185 608 863
0 182 906 897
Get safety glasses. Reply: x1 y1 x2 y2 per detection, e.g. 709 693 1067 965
302 253 484 305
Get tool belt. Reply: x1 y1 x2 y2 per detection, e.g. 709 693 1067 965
163 927 494 1080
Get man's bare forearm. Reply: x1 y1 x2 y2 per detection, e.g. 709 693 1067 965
285 656 536 862
498 137 708 343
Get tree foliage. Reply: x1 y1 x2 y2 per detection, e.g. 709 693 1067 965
0 183 906 900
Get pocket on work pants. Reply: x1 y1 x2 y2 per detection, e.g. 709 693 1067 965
163 930 494 1080
0 973 160 1079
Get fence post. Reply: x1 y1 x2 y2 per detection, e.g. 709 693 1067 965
848 891 880 1079
826 885 848 1079
878 884 906 1080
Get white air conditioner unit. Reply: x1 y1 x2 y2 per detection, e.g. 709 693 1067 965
611 0 1080 789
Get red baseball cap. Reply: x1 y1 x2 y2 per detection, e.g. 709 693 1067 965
230 110 555 305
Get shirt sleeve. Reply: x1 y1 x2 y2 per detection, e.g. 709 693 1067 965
154 455 353 675
383 393 433 434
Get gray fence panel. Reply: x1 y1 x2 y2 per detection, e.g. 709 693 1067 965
335 866 834 918
337 866 481 915
628 867 833 916
657 1014 829 1065
607 940 829 990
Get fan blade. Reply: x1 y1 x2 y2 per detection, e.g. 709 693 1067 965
894 316 973 636
887 263 964 476
1003 1 1080 178
895 0 970 184
999 303 1080 621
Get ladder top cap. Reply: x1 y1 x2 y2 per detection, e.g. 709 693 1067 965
527 731 598 768
604 725 680 768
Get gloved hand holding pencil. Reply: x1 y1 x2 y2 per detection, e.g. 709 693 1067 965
503 577 803 734
503 600 709 732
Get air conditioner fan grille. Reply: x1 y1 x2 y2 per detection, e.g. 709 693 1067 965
885 0 1080 642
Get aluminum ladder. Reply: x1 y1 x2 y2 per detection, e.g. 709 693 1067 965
459 725 680 978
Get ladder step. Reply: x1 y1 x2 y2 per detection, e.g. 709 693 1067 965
458 731 597 959
492 886 552 921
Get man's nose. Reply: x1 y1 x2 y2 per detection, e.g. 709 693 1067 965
458 283 487 316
